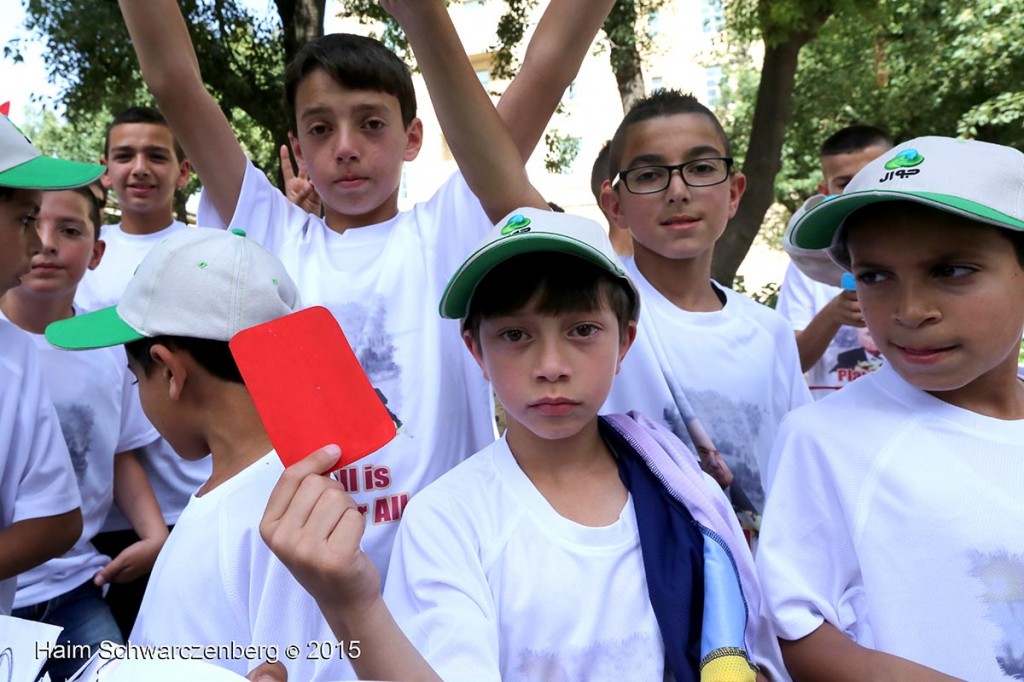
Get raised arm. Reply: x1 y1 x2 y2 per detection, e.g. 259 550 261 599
382 0 547 222
498 0 616 161
117 0 248 225
260 447 442 682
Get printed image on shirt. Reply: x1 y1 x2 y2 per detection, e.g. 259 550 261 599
512 633 663 680
662 388 766 511
55 402 95 479
828 327 884 384
331 296 405 434
970 550 1024 678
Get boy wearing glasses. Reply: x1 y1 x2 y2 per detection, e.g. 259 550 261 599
599 90 810 532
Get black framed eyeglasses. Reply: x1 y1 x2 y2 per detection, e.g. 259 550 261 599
617 157 734 194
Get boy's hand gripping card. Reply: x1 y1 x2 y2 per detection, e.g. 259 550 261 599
229 306 397 472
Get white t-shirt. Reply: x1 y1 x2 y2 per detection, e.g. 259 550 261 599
197 161 496 578
76 220 212 528
3 311 158 608
757 363 1024 680
0 321 82 615
383 437 665 682
776 262 884 399
603 258 812 512
130 451 351 680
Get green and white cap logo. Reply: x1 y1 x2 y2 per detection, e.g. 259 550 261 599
439 207 638 320
792 136 1024 251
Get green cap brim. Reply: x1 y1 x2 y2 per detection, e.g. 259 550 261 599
794 190 1024 250
0 156 104 191
440 233 625 319
45 305 145 350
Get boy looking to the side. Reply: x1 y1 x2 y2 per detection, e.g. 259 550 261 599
74 105 210 637
1 183 165 681
776 125 894 398
116 0 613 578
0 112 92 616
757 137 1024 680
598 90 811 522
46 227 350 681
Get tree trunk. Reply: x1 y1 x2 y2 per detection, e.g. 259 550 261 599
275 0 327 65
603 0 647 113
711 35 811 286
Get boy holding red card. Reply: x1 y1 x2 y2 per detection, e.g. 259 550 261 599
45 228 351 681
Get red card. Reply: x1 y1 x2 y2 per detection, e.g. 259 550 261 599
229 306 397 471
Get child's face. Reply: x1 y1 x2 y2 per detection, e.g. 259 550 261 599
290 69 423 228
818 144 889 196
848 210 1024 411
17 190 104 298
464 297 635 444
0 189 43 296
102 122 190 218
601 113 745 266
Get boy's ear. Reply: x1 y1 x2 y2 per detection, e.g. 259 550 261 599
87 239 106 271
726 172 747 220
175 158 192 191
150 344 188 401
599 180 630 232
403 118 424 163
816 179 828 196
288 131 307 173
462 329 489 381
615 319 638 374
99 158 113 191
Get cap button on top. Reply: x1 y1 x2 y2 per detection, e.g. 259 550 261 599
231 228 247 237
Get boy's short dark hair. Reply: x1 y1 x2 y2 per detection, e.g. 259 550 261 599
590 140 612 200
463 252 637 342
835 201 1024 269
0 187 13 201
820 125 894 157
105 106 186 162
608 89 731 179
284 34 417 130
69 181 107 240
125 335 244 384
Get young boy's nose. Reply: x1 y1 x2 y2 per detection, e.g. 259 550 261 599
533 337 571 381
664 169 692 203
892 280 941 328
333 125 361 163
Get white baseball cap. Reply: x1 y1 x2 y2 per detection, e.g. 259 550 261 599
791 136 1024 261
0 113 104 190
46 227 301 350
439 207 639 320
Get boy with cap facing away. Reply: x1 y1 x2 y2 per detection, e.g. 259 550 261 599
598 90 811 527
0 112 93 617
117 0 615 581
757 137 1024 680
46 228 350 681
776 125 894 398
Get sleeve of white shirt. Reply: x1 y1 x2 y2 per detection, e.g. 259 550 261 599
3 333 82 525
408 171 496 288
196 158 310 255
114 347 159 454
756 411 868 645
384 493 501 682
776 262 818 331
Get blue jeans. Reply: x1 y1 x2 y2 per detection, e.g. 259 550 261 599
13 579 123 682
